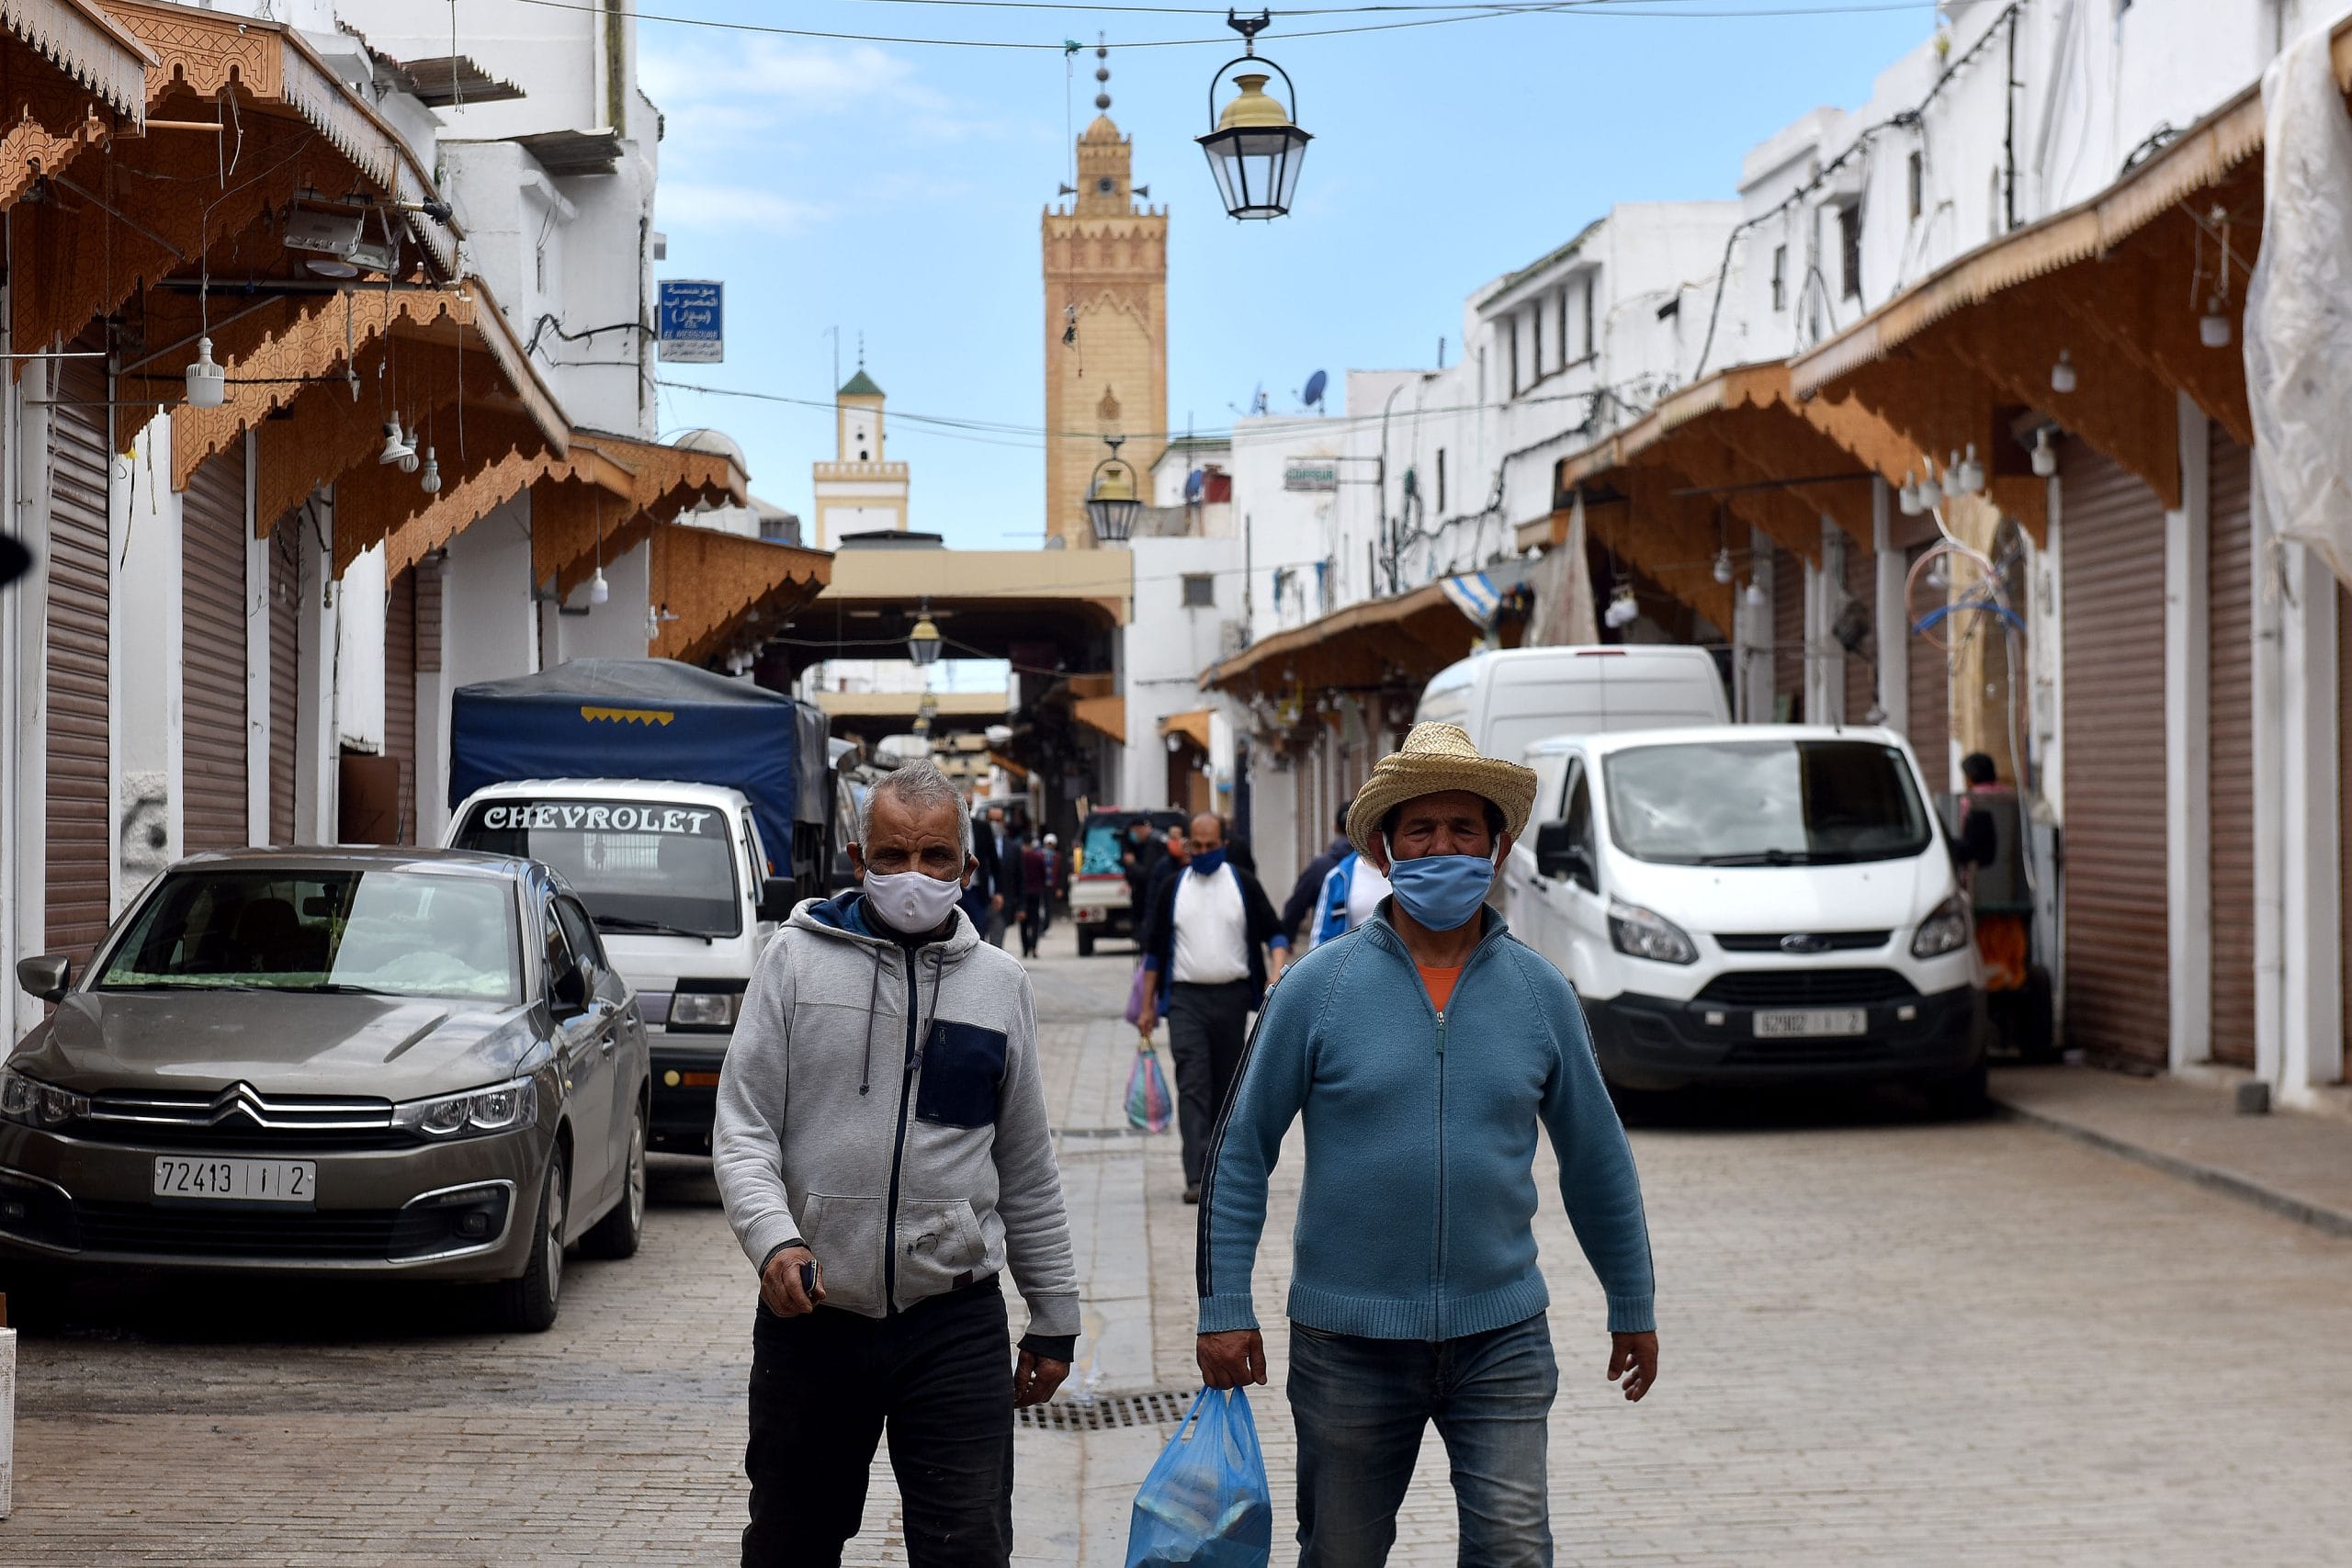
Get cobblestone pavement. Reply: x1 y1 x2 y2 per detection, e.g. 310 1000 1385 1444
6 925 2352 1564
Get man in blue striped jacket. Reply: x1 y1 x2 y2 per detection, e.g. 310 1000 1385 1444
1196 723 1658 1567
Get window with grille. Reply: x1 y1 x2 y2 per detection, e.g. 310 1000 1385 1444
1181 574 1216 608
1838 204 1862 300
1771 246 1788 312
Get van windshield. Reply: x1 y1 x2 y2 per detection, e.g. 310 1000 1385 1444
455 799 742 939
1602 739 1933 866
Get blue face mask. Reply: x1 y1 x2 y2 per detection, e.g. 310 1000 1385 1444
1383 838 1496 931
1190 848 1227 876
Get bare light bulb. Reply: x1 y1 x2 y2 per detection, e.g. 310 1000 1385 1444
1917 470 1943 511
2199 299 2232 348
1898 470 1922 516
185 337 226 409
1713 548 1734 585
377 422 413 466
589 567 610 605
2051 349 2077 394
397 422 420 474
418 447 441 494
1744 580 1767 607
1954 444 1984 496
2030 427 2058 479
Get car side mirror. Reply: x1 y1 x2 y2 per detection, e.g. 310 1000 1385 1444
17 954 70 1003
550 962 589 1019
1533 822 1587 884
757 876 795 921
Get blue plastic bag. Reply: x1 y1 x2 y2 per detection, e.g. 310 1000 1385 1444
1125 1388 1273 1568
1125 1045 1172 1134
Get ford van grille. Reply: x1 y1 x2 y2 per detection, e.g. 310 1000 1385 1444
1697 970 1918 1008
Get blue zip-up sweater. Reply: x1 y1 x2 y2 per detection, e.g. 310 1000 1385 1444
1197 908 1655 1340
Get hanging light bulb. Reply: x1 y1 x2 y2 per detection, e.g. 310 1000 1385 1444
2030 426 2059 479
1953 444 1985 496
185 336 226 409
397 421 421 474
417 446 441 494
644 603 661 642
2050 349 2077 394
376 421 413 466
1712 548 1734 585
589 567 610 605
1744 580 1768 608
1917 467 1943 511
1603 585 1640 629
2199 296 2233 348
1897 469 1921 516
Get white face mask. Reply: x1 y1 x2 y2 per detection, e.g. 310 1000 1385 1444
863 867 965 933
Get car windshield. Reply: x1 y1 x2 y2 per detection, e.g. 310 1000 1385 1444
453 799 743 939
98 869 521 1001
1602 739 1934 865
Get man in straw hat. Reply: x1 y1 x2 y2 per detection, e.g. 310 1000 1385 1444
1194 721 1657 1566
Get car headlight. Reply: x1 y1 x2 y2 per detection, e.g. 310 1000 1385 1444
1608 897 1698 965
396 1077 538 1140
0 1065 89 1128
1912 894 1972 959
666 987 741 1032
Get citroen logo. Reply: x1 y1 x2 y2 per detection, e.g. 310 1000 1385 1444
206 1082 270 1125
1779 933 1832 955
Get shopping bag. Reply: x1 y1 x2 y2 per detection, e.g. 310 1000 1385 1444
1124 962 1150 1026
1124 1388 1273 1568
1125 1045 1172 1134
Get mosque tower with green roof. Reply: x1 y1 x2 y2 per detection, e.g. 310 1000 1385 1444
810 355 910 548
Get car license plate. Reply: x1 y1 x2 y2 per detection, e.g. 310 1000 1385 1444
1753 1009 1868 1039
152 1156 316 1204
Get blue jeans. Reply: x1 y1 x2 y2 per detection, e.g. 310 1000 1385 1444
1287 1313 1557 1568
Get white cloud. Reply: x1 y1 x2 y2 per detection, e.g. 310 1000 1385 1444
655 183 833 236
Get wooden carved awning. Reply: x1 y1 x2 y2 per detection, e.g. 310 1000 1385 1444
648 522 831 668
1200 577 1504 700
0 0 152 210
548 434 750 595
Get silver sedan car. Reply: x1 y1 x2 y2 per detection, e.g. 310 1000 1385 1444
0 848 649 1330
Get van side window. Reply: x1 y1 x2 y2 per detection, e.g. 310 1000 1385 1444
1563 761 1598 892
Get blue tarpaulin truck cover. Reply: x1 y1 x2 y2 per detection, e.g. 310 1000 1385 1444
449 659 827 869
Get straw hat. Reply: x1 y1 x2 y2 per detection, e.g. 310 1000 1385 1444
1346 722 1538 859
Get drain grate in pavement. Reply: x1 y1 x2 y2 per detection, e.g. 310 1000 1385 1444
1017 1388 1196 1432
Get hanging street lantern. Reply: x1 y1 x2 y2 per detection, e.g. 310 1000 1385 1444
908 609 944 666
1085 434 1143 545
1198 11 1310 221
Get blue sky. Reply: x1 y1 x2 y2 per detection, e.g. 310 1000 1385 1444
641 2 1939 550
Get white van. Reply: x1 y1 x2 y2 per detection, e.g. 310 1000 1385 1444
1416 645 1728 761
1504 725 1986 1109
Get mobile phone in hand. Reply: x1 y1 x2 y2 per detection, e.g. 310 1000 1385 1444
798 1260 819 1299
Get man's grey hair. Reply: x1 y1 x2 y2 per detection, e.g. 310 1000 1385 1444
857 760 973 856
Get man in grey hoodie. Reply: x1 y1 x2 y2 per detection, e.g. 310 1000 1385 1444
716 761 1080 1568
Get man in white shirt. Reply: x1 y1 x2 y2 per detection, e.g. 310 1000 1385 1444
1305 847 1392 951
1136 813 1289 1203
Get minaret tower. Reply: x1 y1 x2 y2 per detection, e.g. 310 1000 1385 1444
810 344 910 548
1042 43 1168 548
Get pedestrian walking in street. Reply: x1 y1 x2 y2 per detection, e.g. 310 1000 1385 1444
1136 812 1288 1204
1280 806 1355 944
969 803 1017 948
1196 722 1658 1568
1018 833 1052 957
1301 834 1391 951
715 761 1080 1568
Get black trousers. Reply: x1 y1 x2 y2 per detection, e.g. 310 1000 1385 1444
744 1277 1014 1568
1167 978 1253 1189
1018 894 1049 956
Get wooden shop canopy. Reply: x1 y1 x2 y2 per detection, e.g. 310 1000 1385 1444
1158 708 1213 752
543 432 750 595
648 521 831 668
12 0 457 366
1789 18 2352 519
1199 578 1503 700
0 0 153 209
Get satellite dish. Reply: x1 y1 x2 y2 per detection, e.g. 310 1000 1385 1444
1184 468 1205 502
1302 369 1329 411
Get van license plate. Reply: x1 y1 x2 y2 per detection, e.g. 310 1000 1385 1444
153 1157 316 1204
1753 1009 1867 1039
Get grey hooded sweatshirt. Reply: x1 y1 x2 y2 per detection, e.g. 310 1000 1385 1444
714 890 1081 1349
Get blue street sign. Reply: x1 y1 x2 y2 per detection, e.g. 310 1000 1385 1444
658 279 723 363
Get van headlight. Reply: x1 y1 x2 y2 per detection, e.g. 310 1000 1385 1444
1911 895 1971 958
666 987 742 1032
1608 897 1698 965
396 1077 538 1139
0 1066 89 1128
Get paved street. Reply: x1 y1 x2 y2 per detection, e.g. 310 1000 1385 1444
7 925 2352 1564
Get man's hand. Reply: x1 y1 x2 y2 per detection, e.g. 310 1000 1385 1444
1136 1008 1158 1041
1197 1330 1268 1389
1608 1331 1657 1402
1012 1352 1069 1407
991 893 1004 911
759 1247 824 1317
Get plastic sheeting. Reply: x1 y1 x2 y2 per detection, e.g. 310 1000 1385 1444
449 658 829 863
2245 21 2352 589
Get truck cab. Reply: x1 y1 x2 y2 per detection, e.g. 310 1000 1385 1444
448 779 791 1153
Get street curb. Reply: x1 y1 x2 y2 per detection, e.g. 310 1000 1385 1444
1994 1099 2352 1241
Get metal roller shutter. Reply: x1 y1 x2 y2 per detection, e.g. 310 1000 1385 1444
384 567 417 844
268 521 300 845
1771 544 1804 720
1905 543 1951 787
2059 446 2170 1068
2341 582 2352 1084
1843 541 1877 726
2206 431 2256 1067
181 445 248 853
45 349 111 962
